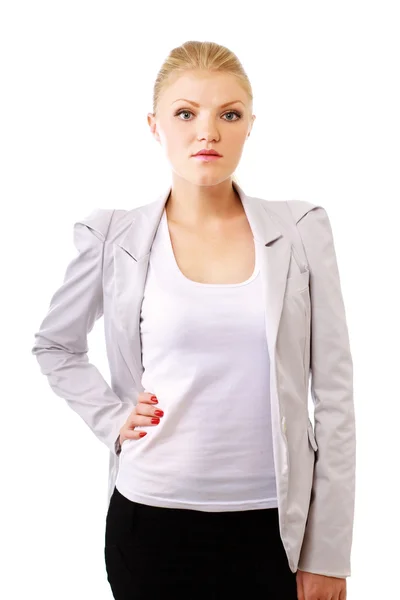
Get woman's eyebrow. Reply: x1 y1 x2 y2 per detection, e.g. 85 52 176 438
171 99 245 108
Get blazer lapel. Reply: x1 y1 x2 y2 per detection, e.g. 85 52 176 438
239 187 292 366
112 182 292 391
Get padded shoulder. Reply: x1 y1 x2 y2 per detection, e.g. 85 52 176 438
74 208 115 242
286 199 321 223
260 198 320 224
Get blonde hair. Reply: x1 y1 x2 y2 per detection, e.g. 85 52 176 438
152 40 254 188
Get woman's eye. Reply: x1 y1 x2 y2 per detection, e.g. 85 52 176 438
176 110 192 120
223 111 241 121
175 110 242 121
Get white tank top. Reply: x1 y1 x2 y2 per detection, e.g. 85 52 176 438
115 208 277 511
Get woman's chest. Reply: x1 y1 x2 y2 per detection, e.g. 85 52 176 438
166 218 256 285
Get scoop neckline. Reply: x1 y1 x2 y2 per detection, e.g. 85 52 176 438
161 209 259 288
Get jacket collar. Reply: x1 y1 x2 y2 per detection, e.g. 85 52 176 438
117 181 283 261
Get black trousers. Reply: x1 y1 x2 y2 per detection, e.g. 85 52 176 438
104 486 298 599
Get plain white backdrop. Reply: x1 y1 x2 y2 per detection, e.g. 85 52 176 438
1 1 399 598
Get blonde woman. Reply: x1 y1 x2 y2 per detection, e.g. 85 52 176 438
32 41 355 600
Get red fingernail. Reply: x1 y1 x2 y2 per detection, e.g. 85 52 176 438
150 396 158 403
139 432 147 437
151 417 160 424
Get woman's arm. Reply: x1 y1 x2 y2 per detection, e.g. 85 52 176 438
296 205 356 578
31 209 134 455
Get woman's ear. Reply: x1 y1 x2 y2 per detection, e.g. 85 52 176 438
147 113 161 143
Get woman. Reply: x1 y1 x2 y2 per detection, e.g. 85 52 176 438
32 41 355 600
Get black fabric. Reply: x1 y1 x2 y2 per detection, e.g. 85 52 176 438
104 485 298 599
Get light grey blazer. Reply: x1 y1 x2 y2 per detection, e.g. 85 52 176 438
31 181 356 578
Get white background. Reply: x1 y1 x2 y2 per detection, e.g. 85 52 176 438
1 1 399 598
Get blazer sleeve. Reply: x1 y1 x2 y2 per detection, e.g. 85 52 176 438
31 209 134 455
296 206 356 578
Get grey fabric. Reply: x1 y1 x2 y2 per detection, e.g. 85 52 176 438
31 181 355 578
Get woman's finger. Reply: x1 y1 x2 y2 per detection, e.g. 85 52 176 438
136 401 164 418
122 428 148 440
138 391 159 404
119 396 164 445
128 411 163 427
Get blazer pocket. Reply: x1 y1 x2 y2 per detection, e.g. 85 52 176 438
307 420 318 452
285 268 310 295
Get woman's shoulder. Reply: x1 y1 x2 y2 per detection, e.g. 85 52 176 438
74 207 140 243
260 197 324 224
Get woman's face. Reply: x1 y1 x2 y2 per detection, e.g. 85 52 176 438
148 70 255 186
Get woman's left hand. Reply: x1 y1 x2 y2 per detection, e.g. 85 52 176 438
296 569 347 599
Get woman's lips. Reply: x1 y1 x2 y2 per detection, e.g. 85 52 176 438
192 154 222 161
